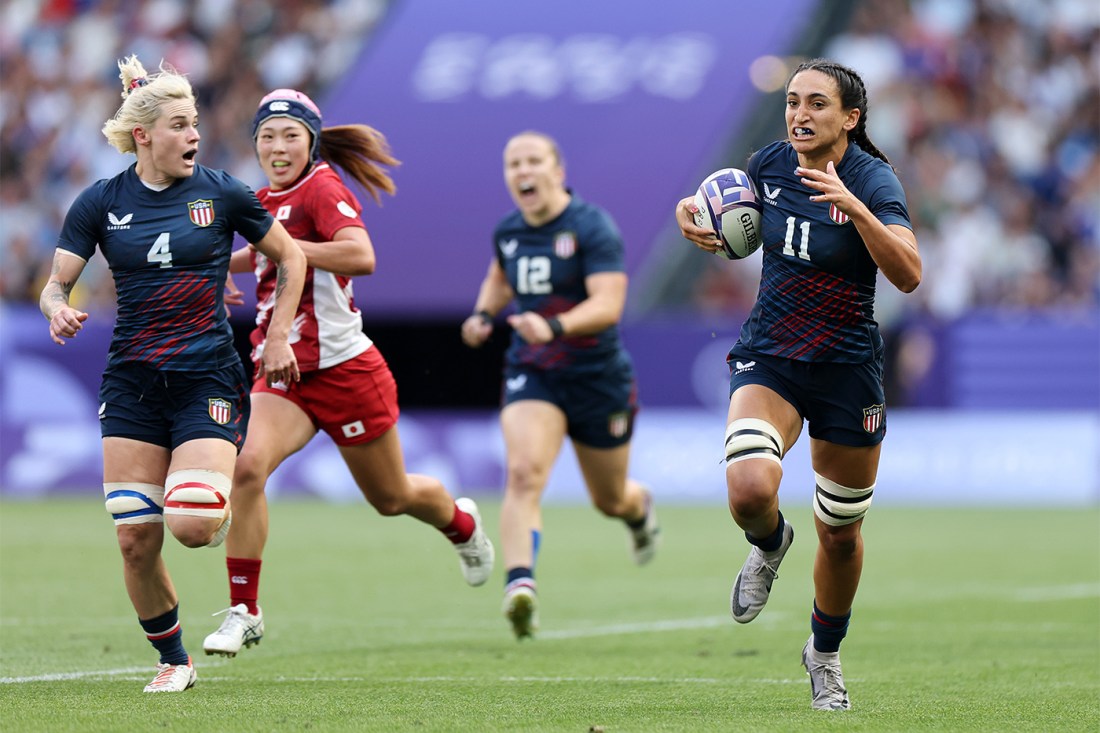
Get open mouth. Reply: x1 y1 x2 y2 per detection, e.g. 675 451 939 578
516 182 539 203
792 127 814 139
182 149 197 161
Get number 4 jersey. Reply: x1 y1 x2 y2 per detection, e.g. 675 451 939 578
57 163 274 371
740 140 912 364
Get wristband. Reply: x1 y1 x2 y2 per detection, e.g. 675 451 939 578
475 310 492 325
546 316 565 339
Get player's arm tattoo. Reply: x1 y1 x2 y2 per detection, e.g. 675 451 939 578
274 262 289 300
39 255 75 320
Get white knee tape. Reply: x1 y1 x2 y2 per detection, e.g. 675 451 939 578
104 483 164 525
813 473 875 526
725 418 784 465
163 469 231 519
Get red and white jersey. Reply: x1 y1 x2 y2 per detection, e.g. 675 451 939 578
251 163 371 372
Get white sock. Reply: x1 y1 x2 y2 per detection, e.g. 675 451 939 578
809 637 841 662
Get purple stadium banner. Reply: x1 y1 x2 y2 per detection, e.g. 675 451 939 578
2 306 1097 503
320 0 818 316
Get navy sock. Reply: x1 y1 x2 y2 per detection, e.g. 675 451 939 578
626 492 651 530
139 605 189 665
745 510 786 552
810 600 851 654
506 567 534 587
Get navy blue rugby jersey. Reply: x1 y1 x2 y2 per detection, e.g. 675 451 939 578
493 194 629 372
57 163 274 370
739 140 912 363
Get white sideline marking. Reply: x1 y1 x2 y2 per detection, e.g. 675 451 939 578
1 669 808 686
1013 583 1100 601
2 666 155 683
1 659 228 684
538 614 771 639
1 615 752 685
168 675 812 685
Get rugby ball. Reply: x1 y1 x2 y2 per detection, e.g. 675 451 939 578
693 168 763 260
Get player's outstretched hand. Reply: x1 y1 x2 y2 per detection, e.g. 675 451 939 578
798 161 856 216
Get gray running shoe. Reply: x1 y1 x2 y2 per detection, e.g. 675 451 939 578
729 520 793 623
802 636 851 710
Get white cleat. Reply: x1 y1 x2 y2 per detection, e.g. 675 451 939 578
203 604 264 657
453 498 495 587
730 520 794 623
802 636 851 710
502 581 538 640
629 488 661 566
143 657 196 693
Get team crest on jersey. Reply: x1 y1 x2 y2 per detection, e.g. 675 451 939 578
188 199 215 227
275 204 292 220
208 398 232 425
554 231 576 259
861 403 884 433
828 203 850 225
608 410 630 438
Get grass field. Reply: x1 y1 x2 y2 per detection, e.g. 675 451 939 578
1 498 1097 732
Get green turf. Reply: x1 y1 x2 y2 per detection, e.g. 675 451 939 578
1 498 1097 732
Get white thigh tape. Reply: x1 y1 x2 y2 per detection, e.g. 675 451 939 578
725 418 784 465
104 483 165 525
163 469 231 519
813 473 874 526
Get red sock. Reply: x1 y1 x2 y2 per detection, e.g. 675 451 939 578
440 503 475 544
227 557 262 615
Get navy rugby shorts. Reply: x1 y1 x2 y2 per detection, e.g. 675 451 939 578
98 361 250 451
502 355 637 449
727 346 886 447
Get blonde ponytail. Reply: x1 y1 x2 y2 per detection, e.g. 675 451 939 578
101 54 196 155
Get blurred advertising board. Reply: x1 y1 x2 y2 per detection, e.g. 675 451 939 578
3 306 1095 504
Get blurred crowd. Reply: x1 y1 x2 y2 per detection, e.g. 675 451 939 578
0 0 387 306
694 0 1099 321
3 0 1097 321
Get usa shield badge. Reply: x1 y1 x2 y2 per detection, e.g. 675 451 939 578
861 403 884 433
554 231 576 259
208 398 231 425
829 203 850 225
608 411 630 438
188 199 215 227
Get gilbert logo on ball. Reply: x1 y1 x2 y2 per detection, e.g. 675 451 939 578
693 168 763 260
